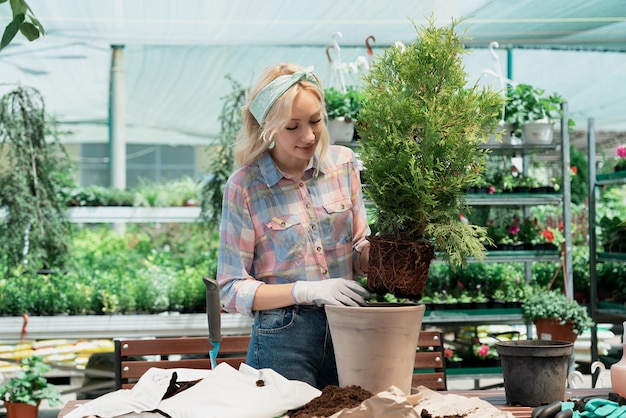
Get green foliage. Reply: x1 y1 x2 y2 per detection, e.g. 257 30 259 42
200 75 246 230
504 83 573 137
357 17 503 267
521 288 593 334
324 86 365 121
0 355 61 407
0 87 74 274
1 0 44 51
0 224 219 315
570 145 588 205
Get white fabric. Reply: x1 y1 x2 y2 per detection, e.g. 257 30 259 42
63 363 321 418
413 386 515 418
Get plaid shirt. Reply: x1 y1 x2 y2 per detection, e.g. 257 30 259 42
217 145 370 317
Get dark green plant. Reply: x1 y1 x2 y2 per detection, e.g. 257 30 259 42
599 215 626 252
522 288 593 334
200 75 247 230
0 355 61 407
324 86 365 121
68 185 134 207
1 0 44 51
0 87 74 274
357 17 504 267
504 83 574 137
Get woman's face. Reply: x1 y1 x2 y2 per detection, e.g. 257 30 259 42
271 89 323 169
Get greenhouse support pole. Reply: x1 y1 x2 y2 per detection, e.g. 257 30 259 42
109 45 126 190
109 45 126 234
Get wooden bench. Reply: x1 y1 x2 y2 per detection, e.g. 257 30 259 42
114 330 446 391
114 335 250 389
413 330 447 390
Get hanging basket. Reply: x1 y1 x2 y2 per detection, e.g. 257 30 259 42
366 236 436 299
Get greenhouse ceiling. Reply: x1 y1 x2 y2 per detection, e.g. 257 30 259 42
0 0 625 153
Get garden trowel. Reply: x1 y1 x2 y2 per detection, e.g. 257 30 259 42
203 277 221 369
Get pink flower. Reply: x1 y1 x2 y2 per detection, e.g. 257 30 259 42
477 344 490 358
617 145 626 158
488 186 495 194
509 225 520 235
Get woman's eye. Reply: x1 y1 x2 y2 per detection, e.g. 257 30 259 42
311 119 322 125
285 125 298 131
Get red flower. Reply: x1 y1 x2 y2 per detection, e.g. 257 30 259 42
542 230 555 242
444 348 454 359
570 166 578 176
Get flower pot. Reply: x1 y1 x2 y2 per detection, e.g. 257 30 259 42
366 236 436 299
496 340 573 406
325 303 426 395
327 118 355 144
521 121 554 144
534 318 577 343
5 401 40 418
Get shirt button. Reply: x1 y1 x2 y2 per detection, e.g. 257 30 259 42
322 269 328 275
311 224 317 230
340 204 345 209
316 247 322 252
299 182 304 187
281 222 286 226
306 203 311 209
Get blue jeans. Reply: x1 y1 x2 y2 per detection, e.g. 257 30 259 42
246 305 338 390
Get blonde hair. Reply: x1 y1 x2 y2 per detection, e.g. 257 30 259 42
234 63 330 168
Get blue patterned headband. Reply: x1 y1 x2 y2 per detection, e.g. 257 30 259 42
249 67 320 125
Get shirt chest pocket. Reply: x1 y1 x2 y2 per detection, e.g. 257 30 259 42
320 198 353 247
265 215 307 262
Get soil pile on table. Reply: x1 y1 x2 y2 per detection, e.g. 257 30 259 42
289 385 374 417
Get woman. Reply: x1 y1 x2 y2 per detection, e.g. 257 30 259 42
217 62 371 389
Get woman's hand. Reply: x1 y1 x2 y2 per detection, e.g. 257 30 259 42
292 278 370 307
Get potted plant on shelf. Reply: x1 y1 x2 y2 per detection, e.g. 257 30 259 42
503 83 572 144
356 17 504 298
614 145 626 173
324 86 364 143
0 356 62 418
521 288 593 342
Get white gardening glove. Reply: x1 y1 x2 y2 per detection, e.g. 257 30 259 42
292 279 370 307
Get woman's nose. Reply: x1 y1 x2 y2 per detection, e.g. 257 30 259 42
302 126 317 142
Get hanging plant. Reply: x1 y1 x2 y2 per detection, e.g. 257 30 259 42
0 86 74 274
199 75 247 230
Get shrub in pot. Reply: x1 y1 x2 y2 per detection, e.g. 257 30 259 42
357 17 504 298
0 356 62 418
521 288 593 342
503 83 573 143
324 86 364 143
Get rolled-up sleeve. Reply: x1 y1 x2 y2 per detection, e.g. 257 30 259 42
217 178 263 317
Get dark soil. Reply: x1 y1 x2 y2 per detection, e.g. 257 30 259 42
289 385 374 417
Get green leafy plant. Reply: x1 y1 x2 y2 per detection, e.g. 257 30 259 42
1 0 44 51
357 17 504 267
0 355 61 407
0 87 74 274
522 288 593 334
599 215 626 252
504 83 573 137
200 75 246 230
324 86 365 121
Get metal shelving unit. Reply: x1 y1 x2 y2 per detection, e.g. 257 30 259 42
588 117 626 364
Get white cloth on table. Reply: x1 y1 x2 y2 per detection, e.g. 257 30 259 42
63 362 321 418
